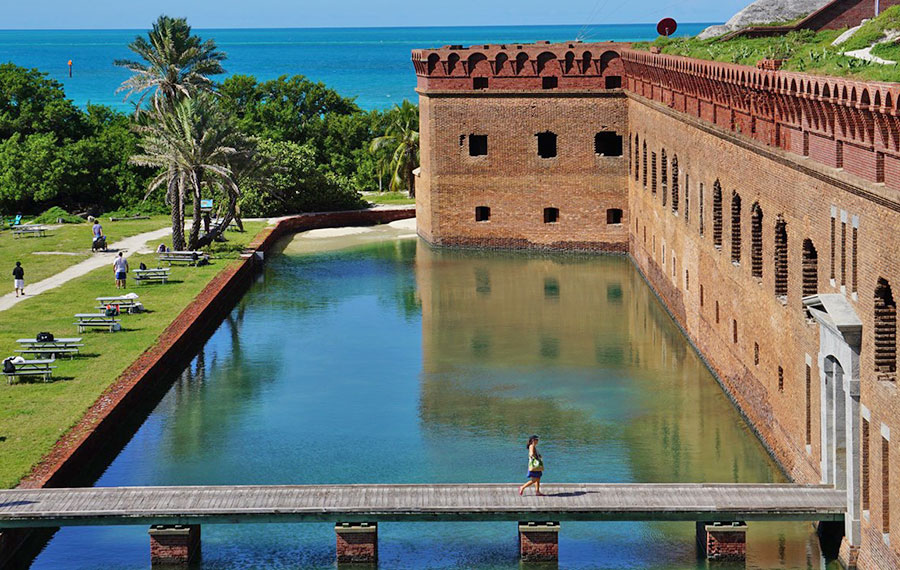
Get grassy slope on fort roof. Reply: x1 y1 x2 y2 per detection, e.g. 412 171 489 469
633 6 900 82
0 222 265 489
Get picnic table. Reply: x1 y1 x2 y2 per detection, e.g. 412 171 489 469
96 295 143 313
158 250 207 266
74 314 121 333
134 268 170 285
12 225 47 238
3 358 56 384
16 338 84 359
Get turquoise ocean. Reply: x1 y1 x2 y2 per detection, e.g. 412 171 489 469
0 24 711 111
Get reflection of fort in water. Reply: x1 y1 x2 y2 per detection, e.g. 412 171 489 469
414 241 782 485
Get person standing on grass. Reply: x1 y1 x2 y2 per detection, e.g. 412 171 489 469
518 435 545 496
12 261 24 297
113 252 129 289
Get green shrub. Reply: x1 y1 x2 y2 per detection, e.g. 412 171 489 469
30 206 84 224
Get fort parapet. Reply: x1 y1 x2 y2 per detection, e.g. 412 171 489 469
413 41 900 570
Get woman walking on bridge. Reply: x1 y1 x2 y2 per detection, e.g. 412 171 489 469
518 435 544 496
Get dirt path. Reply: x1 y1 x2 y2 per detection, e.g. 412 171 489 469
0 226 173 312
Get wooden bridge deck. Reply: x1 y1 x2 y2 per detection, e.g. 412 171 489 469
0 483 845 528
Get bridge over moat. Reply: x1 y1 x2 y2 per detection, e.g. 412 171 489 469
0 483 845 565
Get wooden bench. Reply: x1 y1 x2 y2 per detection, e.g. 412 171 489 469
16 338 83 358
134 268 170 285
108 215 150 222
15 348 80 359
17 337 83 349
158 251 207 266
96 295 143 313
3 359 56 384
74 314 121 333
12 226 47 238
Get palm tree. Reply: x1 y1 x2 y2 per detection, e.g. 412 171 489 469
115 15 226 113
370 100 419 197
131 95 254 250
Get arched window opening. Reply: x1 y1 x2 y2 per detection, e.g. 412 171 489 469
684 174 690 224
874 278 896 381
633 134 640 180
712 181 723 248
699 183 705 236
661 149 668 207
642 142 648 187
802 239 818 297
671 155 679 214
774 216 788 299
731 192 742 264
751 203 763 278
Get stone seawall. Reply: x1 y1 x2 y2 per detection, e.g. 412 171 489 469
0 206 415 567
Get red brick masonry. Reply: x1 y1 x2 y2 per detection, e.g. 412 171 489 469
149 524 200 567
335 522 378 564
518 521 559 562
696 522 747 561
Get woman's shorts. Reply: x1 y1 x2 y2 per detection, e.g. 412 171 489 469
13 279 24 289
527 470 543 479
116 271 126 280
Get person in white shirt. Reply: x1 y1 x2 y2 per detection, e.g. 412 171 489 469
113 252 129 289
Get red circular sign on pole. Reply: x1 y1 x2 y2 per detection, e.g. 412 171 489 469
657 18 678 37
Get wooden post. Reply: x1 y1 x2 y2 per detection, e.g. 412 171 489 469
696 521 747 560
519 521 559 562
335 522 377 564
149 524 200 567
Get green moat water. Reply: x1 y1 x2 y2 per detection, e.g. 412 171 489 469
31 230 836 569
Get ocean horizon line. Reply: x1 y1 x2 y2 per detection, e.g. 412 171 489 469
0 22 720 33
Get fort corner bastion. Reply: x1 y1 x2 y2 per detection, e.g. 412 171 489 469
412 41 900 570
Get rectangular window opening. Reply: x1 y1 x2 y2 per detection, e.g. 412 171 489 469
595 131 623 156
883 437 890 534
543 207 559 224
475 206 491 222
852 226 858 294
542 76 558 89
605 75 622 89
473 77 489 90
863 418 870 511
733 320 738 344
805 365 812 445
778 366 784 392
606 208 623 225
468 134 488 156
537 132 557 158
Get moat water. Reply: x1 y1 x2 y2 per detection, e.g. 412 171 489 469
31 228 837 569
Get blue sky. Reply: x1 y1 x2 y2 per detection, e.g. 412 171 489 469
2 0 742 29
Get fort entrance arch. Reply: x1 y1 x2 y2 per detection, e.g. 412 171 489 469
804 294 862 547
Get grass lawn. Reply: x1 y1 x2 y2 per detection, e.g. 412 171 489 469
364 191 416 205
0 221 266 488
0 216 172 284
634 7 900 82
